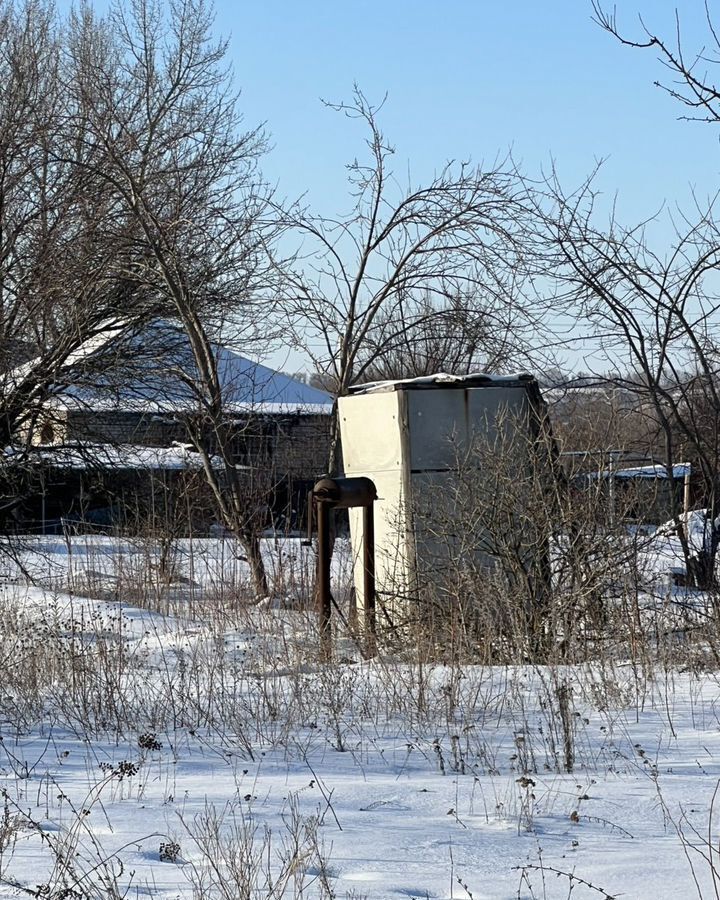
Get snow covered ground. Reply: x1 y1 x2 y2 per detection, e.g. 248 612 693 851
1 534 720 898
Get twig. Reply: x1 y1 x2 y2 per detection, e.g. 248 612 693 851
513 864 618 898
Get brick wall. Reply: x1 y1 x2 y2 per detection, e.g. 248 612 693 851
63 408 332 482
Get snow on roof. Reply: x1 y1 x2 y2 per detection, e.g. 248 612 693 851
47 321 333 416
5 318 129 391
590 463 691 480
4 442 221 471
348 372 536 395
614 463 691 479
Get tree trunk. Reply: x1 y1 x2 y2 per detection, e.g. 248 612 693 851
687 513 719 591
326 399 341 477
243 527 268 599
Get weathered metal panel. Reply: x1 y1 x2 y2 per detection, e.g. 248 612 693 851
347 467 414 628
339 378 544 627
405 385 532 471
406 389 468 470
466 385 532 445
409 469 499 588
340 391 404 474
340 392 413 625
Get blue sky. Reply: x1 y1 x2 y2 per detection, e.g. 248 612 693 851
208 0 720 372
57 0 720 372
218 1 720 225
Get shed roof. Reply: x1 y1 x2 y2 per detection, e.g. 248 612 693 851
348 372 536 395
51 321 333 416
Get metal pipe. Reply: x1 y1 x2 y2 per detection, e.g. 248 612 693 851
363 503 376 656
309 475 377 661
301 489 314 546
316 497 332 660
313 476 376 509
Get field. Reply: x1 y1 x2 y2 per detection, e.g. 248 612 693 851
0 533 719 899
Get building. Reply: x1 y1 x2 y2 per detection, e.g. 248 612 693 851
5 322 333 533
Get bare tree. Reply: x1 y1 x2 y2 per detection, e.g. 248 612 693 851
357 289 525 382
523 2 720 588
592 1 720 125
0 0 279 595
57 0 278 595
277 88 543 474
0 0 166 527
535 166 720 586
546 375 660 462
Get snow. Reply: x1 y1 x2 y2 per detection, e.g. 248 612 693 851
349 372 536 394
590 462 691 480
3 441 221 470
7 319 333 416
53 321 334 416
616 462 691 479
1 535 720 898
649 509 720 564
4 319 128 392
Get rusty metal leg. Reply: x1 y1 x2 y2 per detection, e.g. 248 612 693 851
317 499 332 660
363 503 376 656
